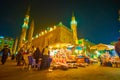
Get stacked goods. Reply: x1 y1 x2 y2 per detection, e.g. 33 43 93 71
76 58 87 67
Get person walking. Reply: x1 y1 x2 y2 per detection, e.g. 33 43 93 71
16 48 24 66
1 45 11 65
41 46 50 70
115 38 120 58
22 49 32 71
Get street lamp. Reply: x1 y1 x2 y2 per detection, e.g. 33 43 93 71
118 9 120 33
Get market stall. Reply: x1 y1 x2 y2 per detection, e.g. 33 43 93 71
49 45 90 69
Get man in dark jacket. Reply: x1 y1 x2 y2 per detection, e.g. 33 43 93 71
1 45 11 64
32 47 42 70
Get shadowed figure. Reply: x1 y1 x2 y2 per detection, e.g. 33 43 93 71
1 45 11 65
33 47 42 70
115 38 120 58
41 46 50 70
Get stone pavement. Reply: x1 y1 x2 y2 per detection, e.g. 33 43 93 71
0 57 120 80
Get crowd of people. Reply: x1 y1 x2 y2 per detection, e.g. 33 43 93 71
0 45 52 71
15 45 51 71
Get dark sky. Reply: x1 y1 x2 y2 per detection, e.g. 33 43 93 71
0 0 120 44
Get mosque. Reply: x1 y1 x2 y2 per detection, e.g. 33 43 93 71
17 7 78 51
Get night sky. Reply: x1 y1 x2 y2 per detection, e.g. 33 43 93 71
0 0 120 44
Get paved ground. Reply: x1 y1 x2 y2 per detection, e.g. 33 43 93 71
0 57 120 80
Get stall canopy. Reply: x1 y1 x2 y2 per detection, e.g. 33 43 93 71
67 45 82 50
90 43 114 50
76 46 82 50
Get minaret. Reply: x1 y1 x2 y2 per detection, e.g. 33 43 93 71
18 6 30 50
118 9 120 22
118 9 120 33
12 38 18 54
27 19 34 45
70 12 78 44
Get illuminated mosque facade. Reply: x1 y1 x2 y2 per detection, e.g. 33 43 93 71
18 7 78 51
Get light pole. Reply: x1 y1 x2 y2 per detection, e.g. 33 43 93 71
118 9 120 34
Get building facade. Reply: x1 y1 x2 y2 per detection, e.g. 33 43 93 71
18 9 79 51
31 22 74 51
0 36 14 53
